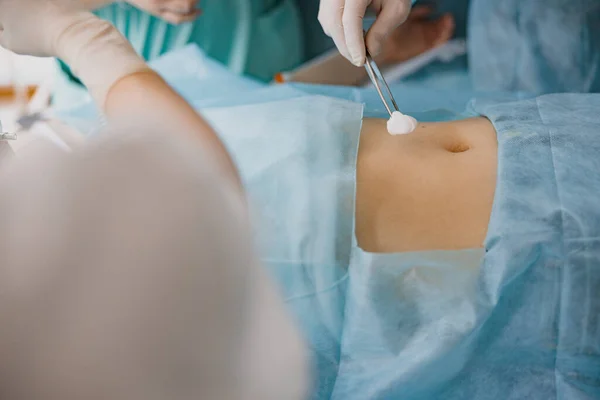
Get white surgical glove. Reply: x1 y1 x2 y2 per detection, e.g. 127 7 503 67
318 0 412 66
0 0 148 107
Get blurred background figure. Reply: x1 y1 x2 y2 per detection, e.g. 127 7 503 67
0 127 309 400
54 0 308 107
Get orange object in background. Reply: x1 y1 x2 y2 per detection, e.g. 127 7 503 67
273 73 287 84
0 85 38 102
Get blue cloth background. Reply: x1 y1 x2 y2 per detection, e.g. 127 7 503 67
468 0 600 93
200 97 364 400
457 94 600 399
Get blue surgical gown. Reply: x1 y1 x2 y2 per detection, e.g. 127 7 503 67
468 0 600 93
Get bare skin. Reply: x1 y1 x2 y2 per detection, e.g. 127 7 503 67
356 117 497 253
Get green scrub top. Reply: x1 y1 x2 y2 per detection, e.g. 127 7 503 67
59 0 304 87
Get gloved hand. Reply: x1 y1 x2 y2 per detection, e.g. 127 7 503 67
0 0 148 108
318 0 412 66
126 0 202 25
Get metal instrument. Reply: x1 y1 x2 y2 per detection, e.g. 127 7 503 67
364 49 399 117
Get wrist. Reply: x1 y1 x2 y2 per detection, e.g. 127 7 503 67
52 12 101 61
53 14 148 109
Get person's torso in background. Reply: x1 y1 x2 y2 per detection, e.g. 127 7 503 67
59 0 304 86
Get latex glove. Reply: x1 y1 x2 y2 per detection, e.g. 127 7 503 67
0 0 86 57
0 0 148 108
318 0 412 66
127 0 202 24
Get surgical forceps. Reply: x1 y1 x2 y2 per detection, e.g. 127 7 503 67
364 49 400 117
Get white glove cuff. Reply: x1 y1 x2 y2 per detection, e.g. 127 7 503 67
55 13 149 109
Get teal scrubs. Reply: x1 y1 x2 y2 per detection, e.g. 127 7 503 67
58 0 304 97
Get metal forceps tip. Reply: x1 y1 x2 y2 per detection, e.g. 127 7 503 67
364 50 399 117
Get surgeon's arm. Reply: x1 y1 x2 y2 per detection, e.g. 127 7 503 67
60 12 241 188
